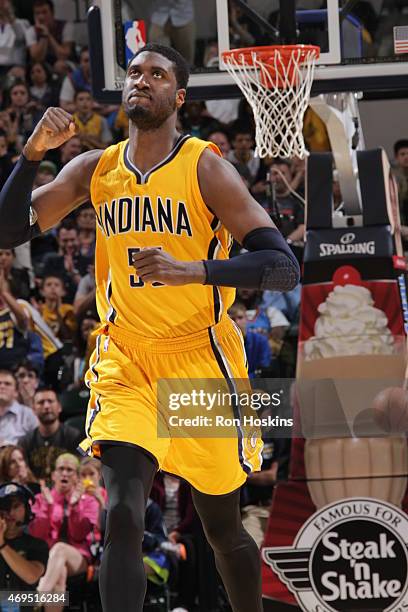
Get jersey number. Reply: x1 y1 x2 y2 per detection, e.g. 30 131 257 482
127 247 164 288
0 327 14 349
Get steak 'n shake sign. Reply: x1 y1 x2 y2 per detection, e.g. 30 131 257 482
263 498 408 611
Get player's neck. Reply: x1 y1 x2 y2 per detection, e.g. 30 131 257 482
128 120 180 175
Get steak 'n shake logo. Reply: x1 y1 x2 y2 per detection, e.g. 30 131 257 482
262 498 408 611
319 232 376 257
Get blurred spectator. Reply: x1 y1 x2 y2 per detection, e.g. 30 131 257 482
261 286 301 326
29 0 75 67
30 453 99 604
0 268 32 371
79 457 106 514
236 99 255 134
78 458 106 580
393 139 408 247
143 498 173 587
35 159 57 186
71 311 98 387
59 47 91 113
6 64 26 84
19 388 82 481
30 165 59 267
13 360 40 409
0 129 14 187
350 1 378 57
42 222 92 302
0 445 39 494
0 370 38 445
38 274 77 343
26 330 45 375
270 159 305 242
73 90 113 151
236 289 270 333
0 0 36 74
17 298 64 380
76 203 96 259
28 61 59 111
236 287 290 359
250 156 273 210
229 302 272 377
73 266 96 319
0 247 30 300
0 107 19 155
207 129 231 158
113 105 130 140
151 472 198 611
290 158 306 198
229 3 258 47
240 432 279 548
3 80 42 150
180 101 218 140
0 482 48 595
149 0 195 65
202 40 218 68
56 134 82 170
228 125 260 186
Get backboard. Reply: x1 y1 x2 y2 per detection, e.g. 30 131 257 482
88 0 408 102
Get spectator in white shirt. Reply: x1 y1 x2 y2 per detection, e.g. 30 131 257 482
0 0 36 73
0 370 38 445
28 0 74 68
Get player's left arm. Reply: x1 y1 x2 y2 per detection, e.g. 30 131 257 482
132 148 300 290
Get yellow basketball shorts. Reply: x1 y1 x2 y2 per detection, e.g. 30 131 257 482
78 316 263 495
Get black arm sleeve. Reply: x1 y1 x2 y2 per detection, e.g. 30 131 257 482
203 227 300 292
0 155 42 249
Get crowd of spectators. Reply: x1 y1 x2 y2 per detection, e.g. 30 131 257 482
0 1 405 611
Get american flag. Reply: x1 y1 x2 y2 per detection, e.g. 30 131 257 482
394 26 408 54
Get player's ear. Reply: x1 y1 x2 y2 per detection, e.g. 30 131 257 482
176 88 186 109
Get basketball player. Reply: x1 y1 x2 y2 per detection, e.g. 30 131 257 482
0 44 299 611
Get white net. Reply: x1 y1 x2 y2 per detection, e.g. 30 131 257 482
222 46 319 159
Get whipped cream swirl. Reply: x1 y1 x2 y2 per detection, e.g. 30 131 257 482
304 284 394 360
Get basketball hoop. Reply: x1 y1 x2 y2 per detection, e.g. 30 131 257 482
221 45 320 159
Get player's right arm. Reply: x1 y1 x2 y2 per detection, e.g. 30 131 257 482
0 108 103 248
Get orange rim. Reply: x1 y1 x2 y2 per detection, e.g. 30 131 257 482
222 44 320 69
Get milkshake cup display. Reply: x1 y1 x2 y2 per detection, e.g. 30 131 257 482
304 284 394 360
299 280 407 508
305 436 407 509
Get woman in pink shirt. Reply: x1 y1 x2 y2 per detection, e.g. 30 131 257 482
29 452 99 605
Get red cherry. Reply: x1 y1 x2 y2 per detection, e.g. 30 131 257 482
332 265 362 287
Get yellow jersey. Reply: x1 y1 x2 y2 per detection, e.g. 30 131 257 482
39 303 77 342
91 135 235 338
73 112 104 138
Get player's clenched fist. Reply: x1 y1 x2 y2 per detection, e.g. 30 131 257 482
23 107 77 160
132 248 206 286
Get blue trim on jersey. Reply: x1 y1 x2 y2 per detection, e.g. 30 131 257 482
207 236 221 324
123 134 190 184
207 327 251 475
